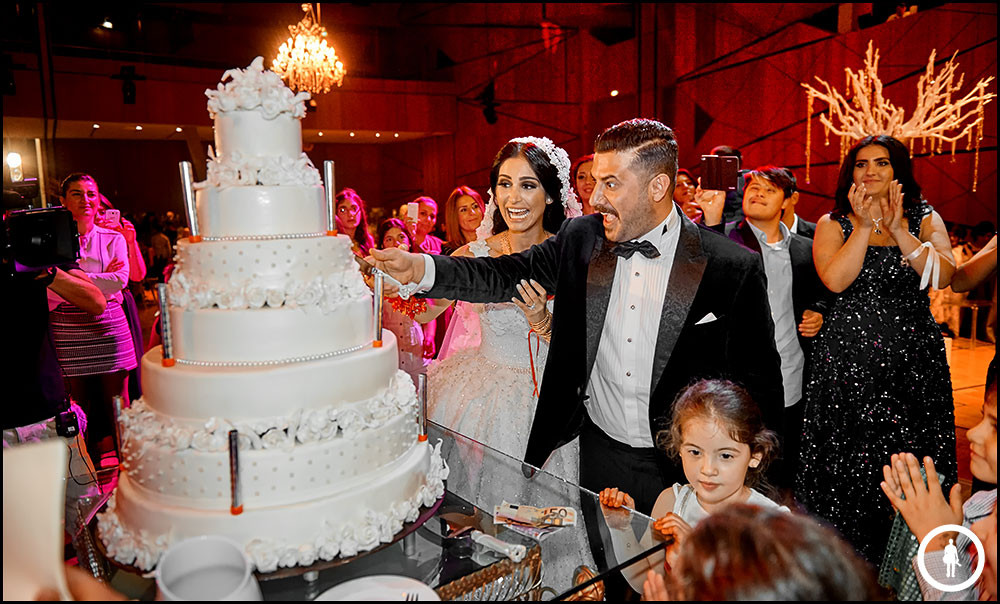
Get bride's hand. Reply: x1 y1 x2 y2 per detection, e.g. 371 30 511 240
512 279 548 325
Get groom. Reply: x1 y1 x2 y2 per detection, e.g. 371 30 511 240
370 119 783 513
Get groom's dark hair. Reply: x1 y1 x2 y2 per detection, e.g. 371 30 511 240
595 119 678 195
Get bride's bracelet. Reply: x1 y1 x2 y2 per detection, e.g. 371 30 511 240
529 312 553 341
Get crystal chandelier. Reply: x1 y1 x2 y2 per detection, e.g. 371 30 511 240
272 3 346 95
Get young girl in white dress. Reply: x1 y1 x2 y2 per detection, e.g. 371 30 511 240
599 379 788 595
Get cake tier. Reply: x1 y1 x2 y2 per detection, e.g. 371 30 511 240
195 185 325 238
121 406 418 509
214 111 301 161
169 296 371 363
142 332 398 421
167 235 365 312
99 440 448 572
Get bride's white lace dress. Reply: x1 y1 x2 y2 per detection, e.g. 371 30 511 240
427 242 592 592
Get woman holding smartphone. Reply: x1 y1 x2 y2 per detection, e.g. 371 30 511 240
795 135 957 563
50 174 137 458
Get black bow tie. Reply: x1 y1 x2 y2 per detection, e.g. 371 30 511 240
611 239 660 260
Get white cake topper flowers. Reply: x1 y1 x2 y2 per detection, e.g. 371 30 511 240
475 136 583 242
206 56 311 120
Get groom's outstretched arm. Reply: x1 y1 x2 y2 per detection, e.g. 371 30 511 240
370 221 570 304
425 236 561 303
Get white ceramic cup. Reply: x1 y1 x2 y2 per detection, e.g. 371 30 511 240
155 536 262 601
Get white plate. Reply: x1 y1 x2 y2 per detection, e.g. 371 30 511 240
314 575 439 601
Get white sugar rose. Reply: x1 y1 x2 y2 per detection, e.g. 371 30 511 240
265 287 285 308
227 287 248 310
316 535 340 561
191 284 214 308
261 429 287 450
208 159 239 188
339 526 359 558
191 430 225 452
247 540 279 574
295 280 323 307
296 545 317 567
245 285 267 309
367 400 394 425
277 547 298 569
356 523 380 551
236 87 258 112
257 161 286 187
259 93 285 121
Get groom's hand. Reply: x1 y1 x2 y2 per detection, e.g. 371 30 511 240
368 247 426 286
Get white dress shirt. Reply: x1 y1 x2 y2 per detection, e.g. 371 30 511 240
746 220 804 407
586 210 681 448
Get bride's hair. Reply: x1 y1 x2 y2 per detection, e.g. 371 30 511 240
487 141 567 236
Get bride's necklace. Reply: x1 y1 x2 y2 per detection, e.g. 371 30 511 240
501 231 513 256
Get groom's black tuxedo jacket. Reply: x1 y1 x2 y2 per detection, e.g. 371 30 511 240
426 210 784 467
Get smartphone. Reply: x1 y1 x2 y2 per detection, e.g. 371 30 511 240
104 209 121 227
407 202 419 222
700 155 740 192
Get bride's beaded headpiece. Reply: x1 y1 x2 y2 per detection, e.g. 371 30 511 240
476 136 583 242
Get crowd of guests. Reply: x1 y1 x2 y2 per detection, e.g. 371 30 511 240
5 118 997 600
360 124 997 599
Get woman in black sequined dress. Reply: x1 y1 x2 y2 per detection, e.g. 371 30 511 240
796 135 958 563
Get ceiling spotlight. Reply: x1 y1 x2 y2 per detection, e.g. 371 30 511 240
135 125 143 131
102 19 113 29
92 123 100 129
349 132 355 137
175 127 183 133
375 132 381 138
393 133 399 138
318 131 324 137
610 90 619 97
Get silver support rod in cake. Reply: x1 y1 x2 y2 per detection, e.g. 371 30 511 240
178 161 202 242
112 395 125 453
157 283 175 367
373 271 384 348
417 373 428 442
229 430 243 515
323 160 337 235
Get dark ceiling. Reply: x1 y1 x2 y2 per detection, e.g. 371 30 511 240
3 2 849 83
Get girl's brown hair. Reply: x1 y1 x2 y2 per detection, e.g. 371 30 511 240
658 379 779 488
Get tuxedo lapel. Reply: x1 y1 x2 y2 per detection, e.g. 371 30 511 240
585 236 616 379
651 213 707 392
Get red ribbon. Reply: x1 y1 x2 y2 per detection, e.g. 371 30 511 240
527 329 542 397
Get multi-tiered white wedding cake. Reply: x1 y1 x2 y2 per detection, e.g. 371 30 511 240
97 57 447 573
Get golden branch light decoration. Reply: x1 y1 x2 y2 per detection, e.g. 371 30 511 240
802 41 995 190
272 3 346 95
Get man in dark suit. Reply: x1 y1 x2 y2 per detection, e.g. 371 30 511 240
723 166 830 487
370 119 783 515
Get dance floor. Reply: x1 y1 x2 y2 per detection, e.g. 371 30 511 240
950 338 994 492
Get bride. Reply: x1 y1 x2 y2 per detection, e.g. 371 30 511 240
421 137 591 591
421 137 581 472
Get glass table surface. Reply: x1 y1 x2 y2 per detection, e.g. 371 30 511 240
73 422 665 600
